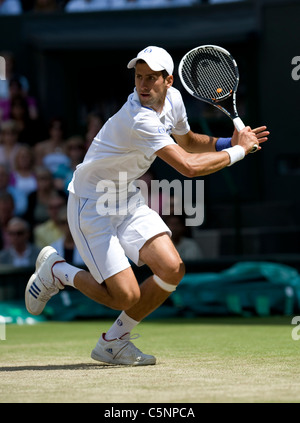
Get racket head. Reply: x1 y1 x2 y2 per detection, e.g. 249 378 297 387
178 45 240 104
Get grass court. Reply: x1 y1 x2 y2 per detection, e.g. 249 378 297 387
0 317 299 403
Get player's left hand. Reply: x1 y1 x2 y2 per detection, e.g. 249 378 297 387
231 126 269 151
252 126 269 145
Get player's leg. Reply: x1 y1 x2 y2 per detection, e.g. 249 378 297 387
101 206 184 343
125 232 185 322
73 266 140 310
25 245 141 315
92 231 184 365
91 204 184 366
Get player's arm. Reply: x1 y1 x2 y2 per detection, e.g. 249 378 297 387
173 126 269 154
173 130 218 153
156 126 258 178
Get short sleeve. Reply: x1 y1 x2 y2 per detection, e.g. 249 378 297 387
131 114 176 159
171 90 190 136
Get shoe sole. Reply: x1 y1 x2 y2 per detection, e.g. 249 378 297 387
91 349 156 366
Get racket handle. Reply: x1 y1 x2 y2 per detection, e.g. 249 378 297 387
233 117 258 154
233 117 245 131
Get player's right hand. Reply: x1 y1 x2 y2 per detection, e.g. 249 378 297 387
232 127 260 155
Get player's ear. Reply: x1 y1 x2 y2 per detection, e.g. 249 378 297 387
165 75 173 88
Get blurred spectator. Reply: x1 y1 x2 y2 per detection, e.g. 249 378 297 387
0 217 40 268
0 76 39 122
0 119 22 171
34 192 67 248
85 111 104 148
51 206 85 266
0 0 23 15
23 166 66 226
65 0 109 12
163 214 203 261
0 163 27 216
33 0 59 12
34 117 67 168
0 51 30 100
9 95 44 145
54 135 86 193
10 144 37 198
0 191 15 249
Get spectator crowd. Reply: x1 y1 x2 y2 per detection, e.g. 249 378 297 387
0 0 242 15
0 50 92 268
0 0 197 15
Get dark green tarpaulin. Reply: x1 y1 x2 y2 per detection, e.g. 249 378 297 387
0 262 299 323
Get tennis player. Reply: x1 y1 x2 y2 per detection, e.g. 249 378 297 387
25 46 269 365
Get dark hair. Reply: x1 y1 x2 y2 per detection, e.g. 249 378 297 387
136 59 169 80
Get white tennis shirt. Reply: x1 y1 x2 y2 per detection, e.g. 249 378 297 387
68 86 190 201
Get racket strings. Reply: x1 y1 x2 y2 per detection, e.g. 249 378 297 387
181 48 238 101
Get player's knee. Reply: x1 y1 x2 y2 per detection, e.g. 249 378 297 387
157 259 185 287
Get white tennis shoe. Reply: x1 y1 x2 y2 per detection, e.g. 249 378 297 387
25 246 65 316
91 333 156 366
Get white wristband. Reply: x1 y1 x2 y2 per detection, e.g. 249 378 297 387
223 145 245 166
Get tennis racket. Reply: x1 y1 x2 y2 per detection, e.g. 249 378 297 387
178 45 258 153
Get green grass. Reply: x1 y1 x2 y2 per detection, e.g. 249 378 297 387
0 317 300 403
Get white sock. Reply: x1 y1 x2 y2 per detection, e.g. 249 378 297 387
52 262 81 288
105 311 139 340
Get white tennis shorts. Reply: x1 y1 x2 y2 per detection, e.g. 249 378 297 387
67 192 171 284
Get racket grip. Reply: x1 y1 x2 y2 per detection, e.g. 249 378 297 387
233 117 258 153
233 117 245 132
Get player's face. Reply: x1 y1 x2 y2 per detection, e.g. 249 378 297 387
135 62 173 113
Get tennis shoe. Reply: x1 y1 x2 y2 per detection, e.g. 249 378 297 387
91 333 156 366
25 246 65 316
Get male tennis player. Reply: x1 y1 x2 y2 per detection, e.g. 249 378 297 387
25 46 268 365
